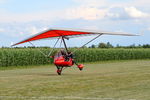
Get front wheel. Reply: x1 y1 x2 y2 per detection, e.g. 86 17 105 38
77 64 84 71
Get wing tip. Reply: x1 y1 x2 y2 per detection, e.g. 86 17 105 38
11 44 17 47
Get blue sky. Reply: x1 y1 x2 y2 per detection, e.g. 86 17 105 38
0 0 150 47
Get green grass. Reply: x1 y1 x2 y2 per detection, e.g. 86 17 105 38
0 60 150 100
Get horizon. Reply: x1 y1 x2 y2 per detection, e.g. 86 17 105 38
1 42 150 48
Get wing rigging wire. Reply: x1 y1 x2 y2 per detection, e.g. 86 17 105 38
47 37 60 57
29 37 61 59
29 42 48 58
73 34 103 53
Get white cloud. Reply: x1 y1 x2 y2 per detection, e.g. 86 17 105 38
0 6 149 25
125 7 150 18
105 6 150 20
0 0 149 23
65 0 150 21
0 6 108 22
67 0 110 20
65 6 108 20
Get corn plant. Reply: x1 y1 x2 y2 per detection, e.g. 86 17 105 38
0 48 150 67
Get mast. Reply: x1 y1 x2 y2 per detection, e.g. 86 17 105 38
62 36 69 54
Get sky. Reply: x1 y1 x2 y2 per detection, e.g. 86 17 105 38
0 0 150 47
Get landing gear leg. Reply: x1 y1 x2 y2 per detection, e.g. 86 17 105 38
56 66 63 75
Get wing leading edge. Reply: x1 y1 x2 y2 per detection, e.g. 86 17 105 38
12 28 139 46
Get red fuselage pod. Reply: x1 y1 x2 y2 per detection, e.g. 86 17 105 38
54 56 73 67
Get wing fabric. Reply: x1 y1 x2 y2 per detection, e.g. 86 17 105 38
12 29 91 46
12 28 138 46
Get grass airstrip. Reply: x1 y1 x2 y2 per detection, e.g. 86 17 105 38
0 60 150 100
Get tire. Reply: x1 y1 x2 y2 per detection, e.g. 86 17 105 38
57 69 62 75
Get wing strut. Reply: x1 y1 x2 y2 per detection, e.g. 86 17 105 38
73 34 103 53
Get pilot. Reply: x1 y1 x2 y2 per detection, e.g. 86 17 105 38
60 49 67 56
67 51 73 59
64 51 74 61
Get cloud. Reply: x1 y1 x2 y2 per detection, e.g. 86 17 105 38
65 0 150 21
106 7 128 20
125 7 150 18
106 6 150 20
65 6 108 20
1 0 106 22
0 0 149 23
0 6 107 22
65 6 150 21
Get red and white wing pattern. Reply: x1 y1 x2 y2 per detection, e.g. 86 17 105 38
12 28 138 46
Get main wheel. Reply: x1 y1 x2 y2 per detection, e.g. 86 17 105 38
57 69 62 75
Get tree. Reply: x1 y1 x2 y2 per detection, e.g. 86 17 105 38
128 44 136 48
143 44 150 48
90 44 96 48
98 43 107 48
116 44 121 48
106 42 113 48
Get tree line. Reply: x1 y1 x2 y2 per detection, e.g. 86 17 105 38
1 42 150 49
88 42 150 48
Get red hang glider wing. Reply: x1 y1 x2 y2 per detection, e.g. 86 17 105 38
12 28 138 46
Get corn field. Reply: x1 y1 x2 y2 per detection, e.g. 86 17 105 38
0 48 150 67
